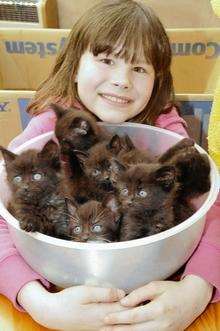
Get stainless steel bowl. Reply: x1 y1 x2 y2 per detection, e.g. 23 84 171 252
0 123 219 292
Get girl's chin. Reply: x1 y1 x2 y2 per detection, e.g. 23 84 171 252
95 112 129 123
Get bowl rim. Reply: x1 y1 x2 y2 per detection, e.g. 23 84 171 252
0 123 219 250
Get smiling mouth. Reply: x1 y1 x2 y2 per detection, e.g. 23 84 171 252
100 93 132 105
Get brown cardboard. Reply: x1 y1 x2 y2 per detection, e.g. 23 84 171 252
0 28 219 93
56 0 220 29
0 90 213 149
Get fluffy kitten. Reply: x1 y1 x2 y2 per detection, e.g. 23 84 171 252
66 195 121 242
74 134 153 192
158 138 211 199
116 163 181 241
51 103 109 153
0 140 71 239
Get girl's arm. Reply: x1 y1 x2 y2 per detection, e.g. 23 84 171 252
0 217 50 311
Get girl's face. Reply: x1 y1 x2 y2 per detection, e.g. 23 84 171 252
75 49 155 123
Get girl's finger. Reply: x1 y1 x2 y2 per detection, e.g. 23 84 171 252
101 320 163 331
104 300 163 325
120 281 167 307
78 286 125 304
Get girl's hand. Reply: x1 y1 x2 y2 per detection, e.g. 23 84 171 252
18 281 127 331
102 275 213 331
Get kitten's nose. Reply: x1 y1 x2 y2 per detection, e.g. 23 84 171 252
82 235 89 241
22 184 29 190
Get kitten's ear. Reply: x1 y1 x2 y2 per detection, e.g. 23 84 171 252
107 135 123 154
0 146 17 165
65 198 78 215
103 194 119 213
154 165 176 191
39 140 60 169
73 150 89 166
123 134 135 151
111 159 127 173
50 103 66 119
159 138 195 163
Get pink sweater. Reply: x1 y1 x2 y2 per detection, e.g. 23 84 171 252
0 108 219 311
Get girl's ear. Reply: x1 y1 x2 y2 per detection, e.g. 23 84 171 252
50 103 65 119
0 146 17 166
39 140 61 169
154 165 176 191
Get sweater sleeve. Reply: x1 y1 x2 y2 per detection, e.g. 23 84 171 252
155 108 189 138
182 194 220 302
8 110 56 150
0 110 56 311
156 108 220 302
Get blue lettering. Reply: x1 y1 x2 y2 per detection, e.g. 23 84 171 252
36 42 46 58
5 41 25 54
171 43 191 56
192 43 206 55
206 42 220 59
47 42 57 55
0 102 10 112
24 41 37 54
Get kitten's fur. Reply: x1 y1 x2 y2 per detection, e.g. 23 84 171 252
75 134 153 192
0 140 71 238
52 103 109 153
116 163 181 241
66 195 121 242
158 138 211 199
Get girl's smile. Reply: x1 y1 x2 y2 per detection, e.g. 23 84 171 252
76 49 155 123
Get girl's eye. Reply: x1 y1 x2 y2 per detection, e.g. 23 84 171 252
73 226 82 234
133 66 146 74
138 190 147 197
92 169 101 177
92 224 102 233
121 188 128 196
100 58 114 65
13 176 22 183
33 173 43 181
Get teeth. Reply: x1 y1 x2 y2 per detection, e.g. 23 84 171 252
102 94 130 104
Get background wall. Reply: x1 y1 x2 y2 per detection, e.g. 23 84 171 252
56 0 220 29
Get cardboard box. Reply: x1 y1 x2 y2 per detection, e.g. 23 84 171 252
0 90 213 149
56 0 220 29
0 28 219 93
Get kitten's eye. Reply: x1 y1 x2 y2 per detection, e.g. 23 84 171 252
92 169 101 177
13 176 22 183
138 190 147 198
92 224 102 233
73 226 82 234
121 188 128 196
32 173 43 181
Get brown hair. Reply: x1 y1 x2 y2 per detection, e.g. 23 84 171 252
27 0 176 125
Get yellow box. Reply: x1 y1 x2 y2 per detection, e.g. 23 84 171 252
0 28 219 93
0 90 213 149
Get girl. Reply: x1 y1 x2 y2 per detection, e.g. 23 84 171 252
1 1 219 330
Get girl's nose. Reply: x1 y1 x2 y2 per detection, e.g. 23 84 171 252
111 68 132 89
